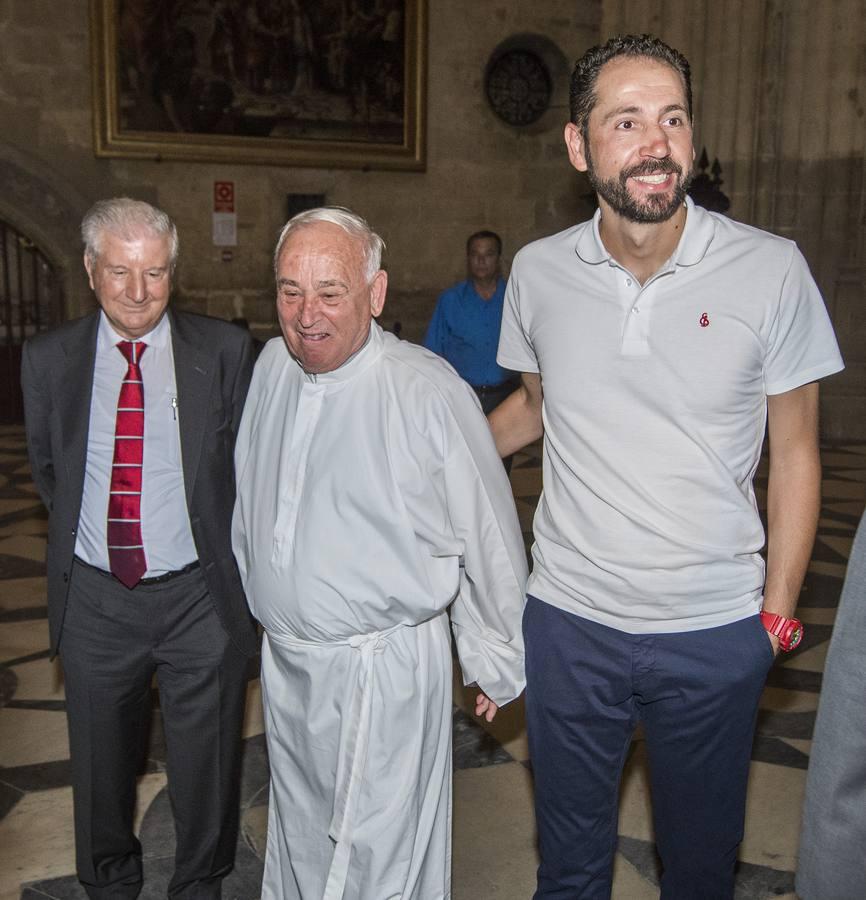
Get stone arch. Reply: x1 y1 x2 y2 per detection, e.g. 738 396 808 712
0 144 93 319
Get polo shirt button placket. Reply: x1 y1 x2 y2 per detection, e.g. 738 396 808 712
620 272 651 356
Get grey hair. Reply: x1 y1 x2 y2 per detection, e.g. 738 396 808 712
273 206 385 281
81 198 179 270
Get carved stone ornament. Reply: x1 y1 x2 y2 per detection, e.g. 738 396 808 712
485 48 552 127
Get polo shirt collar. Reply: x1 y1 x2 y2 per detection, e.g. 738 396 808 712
672 197 716 267
574 196 717 269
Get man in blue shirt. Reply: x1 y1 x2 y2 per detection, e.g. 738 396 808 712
423 230 517 417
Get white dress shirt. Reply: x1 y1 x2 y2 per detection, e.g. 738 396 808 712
75 312 197 575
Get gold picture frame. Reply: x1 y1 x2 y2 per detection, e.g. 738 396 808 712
90 0 426 171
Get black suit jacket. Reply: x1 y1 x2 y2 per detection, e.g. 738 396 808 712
21 309 258 657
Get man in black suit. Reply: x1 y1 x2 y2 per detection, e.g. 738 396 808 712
21 197 257 899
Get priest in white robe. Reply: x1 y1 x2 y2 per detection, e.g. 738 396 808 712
231 207 527 900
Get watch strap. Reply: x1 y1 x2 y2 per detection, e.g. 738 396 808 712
760 611 787 636
760 611 803 651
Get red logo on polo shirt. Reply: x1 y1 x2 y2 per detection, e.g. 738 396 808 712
699 312 710 327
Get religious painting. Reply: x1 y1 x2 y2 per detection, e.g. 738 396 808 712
90 0 426 170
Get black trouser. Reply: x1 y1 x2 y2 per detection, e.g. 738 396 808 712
61 558 249 900
471 380 519 474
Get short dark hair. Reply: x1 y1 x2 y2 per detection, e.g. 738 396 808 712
466 230 502 256
569 34 692 141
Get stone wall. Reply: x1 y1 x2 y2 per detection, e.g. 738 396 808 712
0 0 601 342
2 0 864 435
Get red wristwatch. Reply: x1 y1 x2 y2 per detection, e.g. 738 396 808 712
760 611 804 652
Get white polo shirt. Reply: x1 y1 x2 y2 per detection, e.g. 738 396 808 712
498 198 844 632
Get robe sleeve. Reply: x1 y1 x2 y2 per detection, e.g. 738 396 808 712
438 378 528 707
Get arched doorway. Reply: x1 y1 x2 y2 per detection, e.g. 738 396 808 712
1 221 64 423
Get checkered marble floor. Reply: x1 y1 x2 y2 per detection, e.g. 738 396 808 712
1 424 863 900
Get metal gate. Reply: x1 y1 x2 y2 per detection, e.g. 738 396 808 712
1 222 63 423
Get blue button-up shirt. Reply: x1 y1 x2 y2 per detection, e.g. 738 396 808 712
422 278 514 386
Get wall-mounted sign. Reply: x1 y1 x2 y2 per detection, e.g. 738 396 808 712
213 180 237 247
214 181 235 212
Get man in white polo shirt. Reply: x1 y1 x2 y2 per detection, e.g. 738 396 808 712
490 34 844 899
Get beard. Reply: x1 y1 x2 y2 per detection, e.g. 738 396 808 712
586 151 694 224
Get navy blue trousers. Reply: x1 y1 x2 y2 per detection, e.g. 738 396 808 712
524 595 775 899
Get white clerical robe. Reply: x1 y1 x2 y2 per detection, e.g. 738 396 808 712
232 323 527 900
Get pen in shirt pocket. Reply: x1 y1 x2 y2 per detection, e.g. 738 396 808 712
171 396 178 420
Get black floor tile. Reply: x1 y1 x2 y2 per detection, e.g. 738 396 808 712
3 650 52 667
765 667 822 693
798 572 844 607
1 758 74 793
0 779 24 819
21 879 87 900
0 664 17 704
756 708 815 742
616 834 797 897
751 735 810 770
811 540 852 565
453 707 513 769
238 733 270 807
6 699 66 711
0 607 48 623
0 555 46 579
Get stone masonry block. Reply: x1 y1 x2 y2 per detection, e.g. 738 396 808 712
6 27 64 68
38 110 92 154
12 0 84 31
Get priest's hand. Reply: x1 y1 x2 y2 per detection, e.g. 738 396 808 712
475 692 499 722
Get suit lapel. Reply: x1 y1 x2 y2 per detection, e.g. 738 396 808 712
170 310 213 506
57 314 99 511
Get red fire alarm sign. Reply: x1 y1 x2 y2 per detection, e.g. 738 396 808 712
213 181 235 213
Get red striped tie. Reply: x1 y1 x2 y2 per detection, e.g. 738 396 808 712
107 340 147 588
